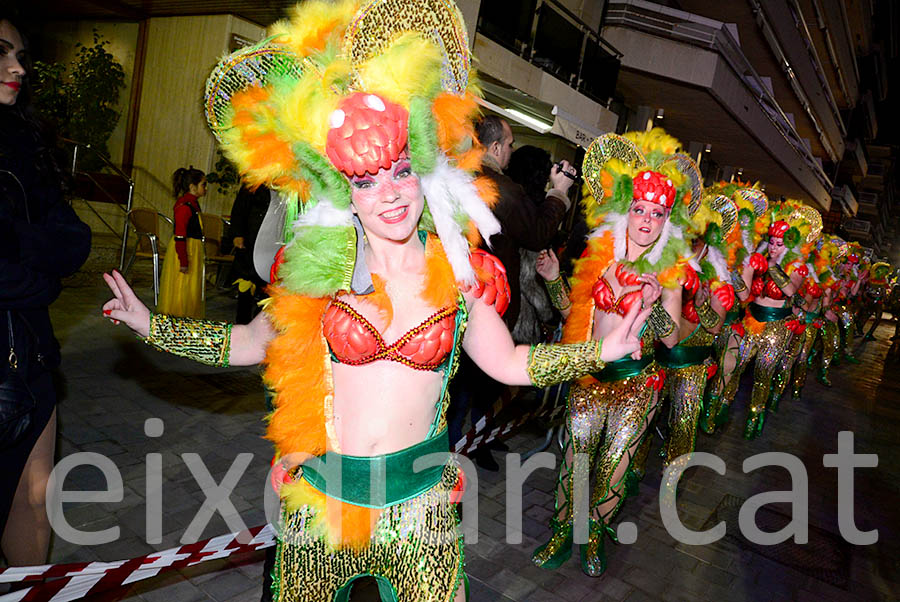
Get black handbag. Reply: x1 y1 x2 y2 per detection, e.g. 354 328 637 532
0 312 37 451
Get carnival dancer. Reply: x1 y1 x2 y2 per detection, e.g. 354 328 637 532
701 185 768 434
735 202 819 438
790 238 838 397
102 2 654 600
660 194 735 466
817 237 850 386
887 272 900 342
857 261 891 341
833 245 864 364
766 204 822 411
533 129 696 576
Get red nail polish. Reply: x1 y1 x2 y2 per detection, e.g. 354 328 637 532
103 309 112 316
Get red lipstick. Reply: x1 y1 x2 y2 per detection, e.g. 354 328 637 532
3 82 20 91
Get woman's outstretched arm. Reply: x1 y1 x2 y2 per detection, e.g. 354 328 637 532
102 270 273 366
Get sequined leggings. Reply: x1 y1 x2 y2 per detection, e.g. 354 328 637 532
819 320 840 378
838 308 856 355
272 463 463 602
790 323 820 397
702 328 743 433
664 363 710 466
721 319 794 439
769 322 804 412
548 370 659 533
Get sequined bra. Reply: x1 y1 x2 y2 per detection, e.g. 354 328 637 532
592 264 642 316
323 300 458 371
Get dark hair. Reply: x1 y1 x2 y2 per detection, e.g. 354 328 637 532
475 114 507 147
172 166 206 198
507 145 552 202
0 16 34 116
0 15 67 189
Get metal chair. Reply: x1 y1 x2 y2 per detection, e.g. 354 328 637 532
200 212 235 296
122 208 172 306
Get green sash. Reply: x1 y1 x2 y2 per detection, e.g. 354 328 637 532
591 356 653 382
804 310 822 324
749 302 792 322
301 429 449 509
723 306 745 326
656 344 713 369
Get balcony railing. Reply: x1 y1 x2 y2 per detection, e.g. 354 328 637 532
606 0 833 195
477 0 622 104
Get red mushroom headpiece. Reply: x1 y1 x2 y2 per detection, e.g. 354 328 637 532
325 93 409 177
632 170 676 209
768 220 790 238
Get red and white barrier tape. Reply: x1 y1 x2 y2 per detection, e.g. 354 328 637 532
0 524 275 602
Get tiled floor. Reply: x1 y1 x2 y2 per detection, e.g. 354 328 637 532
18 240 900 601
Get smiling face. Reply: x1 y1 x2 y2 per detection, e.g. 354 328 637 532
627 200 667 248
0 20 26 106
349 152 423 245
768 235 786 262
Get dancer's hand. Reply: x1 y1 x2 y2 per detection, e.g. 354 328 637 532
102 270 151 338
600 296 653 362
536 249 560 281
638 274 662 307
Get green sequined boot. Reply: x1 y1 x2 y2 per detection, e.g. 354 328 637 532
580 519 617 577
817 368 832 387
532 519 573 570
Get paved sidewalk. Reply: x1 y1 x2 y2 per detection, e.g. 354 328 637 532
30 241 900 601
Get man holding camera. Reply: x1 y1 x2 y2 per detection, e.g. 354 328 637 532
447 115 575 471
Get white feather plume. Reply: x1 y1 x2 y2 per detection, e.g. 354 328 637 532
294 198 353 228
419 159 498 284
706 246 730 282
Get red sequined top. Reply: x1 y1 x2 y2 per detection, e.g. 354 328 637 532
323 300 457 371
592 264 642 316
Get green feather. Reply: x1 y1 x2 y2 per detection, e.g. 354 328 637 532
281 225 355 296
408 96 438 175
418 204 436 233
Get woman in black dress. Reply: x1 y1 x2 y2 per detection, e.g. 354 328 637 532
0 15 91 564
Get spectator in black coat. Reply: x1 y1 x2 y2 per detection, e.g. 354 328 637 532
229 185 270 324
0 15 91 566
448 116 575 470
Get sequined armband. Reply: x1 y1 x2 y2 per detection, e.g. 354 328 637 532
526 341 604 388
144 313 232 367
648 300 676 339
730 270 747 294
543 276 571 311
768 264 790 290
696 298 719 330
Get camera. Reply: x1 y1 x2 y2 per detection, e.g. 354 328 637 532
554 161 578 182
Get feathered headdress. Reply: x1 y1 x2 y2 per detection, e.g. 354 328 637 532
763 200 822 270
579 128 697 281
704 182 769 269
690 192 738 302
205 0 499 294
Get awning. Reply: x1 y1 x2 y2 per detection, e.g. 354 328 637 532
474 97 611 147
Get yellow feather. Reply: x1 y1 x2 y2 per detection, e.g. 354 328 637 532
355 33 443 108
269 0 360 58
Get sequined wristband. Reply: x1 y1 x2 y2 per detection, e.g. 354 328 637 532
526 341 605 388
144 312 232 367
696 298 719 330
543 276 572 311
730 270 747 294
648 300 676 338
768 264 790 290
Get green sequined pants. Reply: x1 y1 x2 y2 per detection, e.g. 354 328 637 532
541 369 658 543
664 363 709 466
790 323 820 397
272 463 463 602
